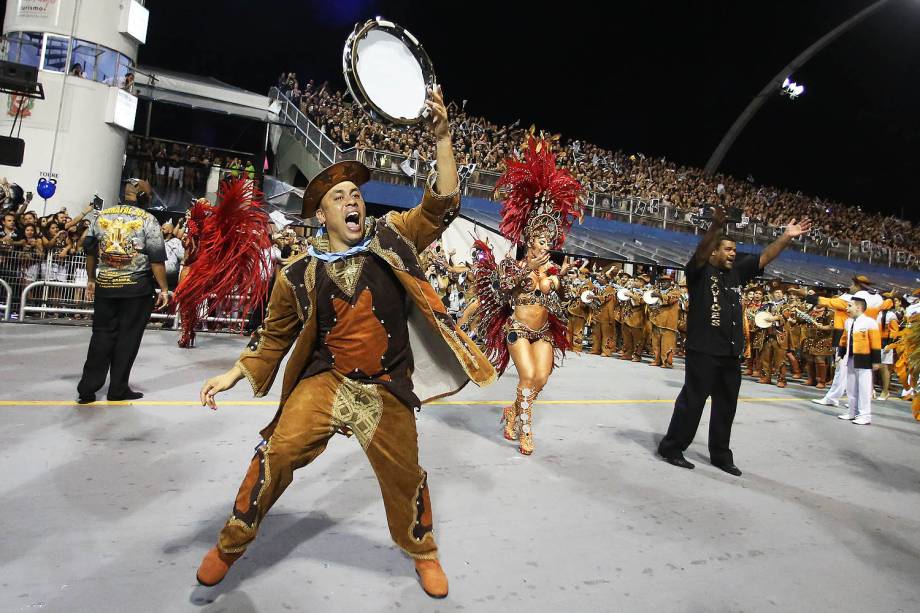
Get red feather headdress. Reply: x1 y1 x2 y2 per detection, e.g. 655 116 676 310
494 135 584 249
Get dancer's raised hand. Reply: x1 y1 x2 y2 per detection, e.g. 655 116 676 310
200 365 244 410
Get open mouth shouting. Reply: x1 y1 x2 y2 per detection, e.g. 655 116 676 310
345 210 361 233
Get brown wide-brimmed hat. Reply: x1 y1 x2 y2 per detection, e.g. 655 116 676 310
852 274 873 289
301 161 371 218
660 273 674 281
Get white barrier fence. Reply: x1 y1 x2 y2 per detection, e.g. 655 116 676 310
0 278 11 321
0 249 251 328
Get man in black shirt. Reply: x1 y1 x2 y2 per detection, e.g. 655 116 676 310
658 207 811 476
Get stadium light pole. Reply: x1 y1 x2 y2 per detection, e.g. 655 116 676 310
704 0 896 175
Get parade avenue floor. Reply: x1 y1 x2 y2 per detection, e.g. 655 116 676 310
1 323 919 613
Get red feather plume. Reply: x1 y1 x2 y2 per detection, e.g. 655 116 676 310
470 239 513 373
495 136 583 249
174 179 272 346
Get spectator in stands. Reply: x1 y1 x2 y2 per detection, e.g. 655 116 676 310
279 80 920 261
70 63 84 78
122 72 135 93
167 145 184 190
154 144 168 189
1 213 22 247
20 223 42 253
162 220 184 289
42 221 67 251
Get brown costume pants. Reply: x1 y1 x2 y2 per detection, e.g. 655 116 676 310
217 370 437 560
651 327 677 366
594 321 619 357
621 325 645 360
760 337 786 374
568 315 586 352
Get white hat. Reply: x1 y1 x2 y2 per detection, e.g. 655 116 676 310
852 290 882 309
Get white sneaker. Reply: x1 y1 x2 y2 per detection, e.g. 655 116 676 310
811 398 839 406
852 416 871 426
837 413 855 421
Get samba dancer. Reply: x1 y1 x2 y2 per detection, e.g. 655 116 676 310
471 134 583 455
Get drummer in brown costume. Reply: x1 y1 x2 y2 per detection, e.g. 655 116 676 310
620 275 648 362
802 304 835 389
758 283 790 387
595 267 622 357
194 87 496 599
566 268 590 352
744 286 765 376
648 274 681 368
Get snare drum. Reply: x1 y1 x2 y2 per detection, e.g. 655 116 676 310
343 18 437 125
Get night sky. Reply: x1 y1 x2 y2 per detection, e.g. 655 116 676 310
140 0 919 220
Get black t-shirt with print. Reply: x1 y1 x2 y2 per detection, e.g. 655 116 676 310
0 227 21 242
685 252 762 357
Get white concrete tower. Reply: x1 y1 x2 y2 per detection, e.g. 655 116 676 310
1 0 149 213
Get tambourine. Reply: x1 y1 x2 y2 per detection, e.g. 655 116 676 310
754 311 774 329
581 290 597 304
617 288 632 302
343 18 437 125
643 290 660 306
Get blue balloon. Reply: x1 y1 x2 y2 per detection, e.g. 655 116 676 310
37 177 57 200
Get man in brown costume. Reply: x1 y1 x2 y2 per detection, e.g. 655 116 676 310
194 88 495 599
594 270 622 357
620 275 648 362
648 274 681 368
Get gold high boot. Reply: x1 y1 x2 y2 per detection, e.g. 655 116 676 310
501 404 518 441
517 387 539 456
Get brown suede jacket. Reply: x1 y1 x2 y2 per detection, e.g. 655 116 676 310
235 179 497 438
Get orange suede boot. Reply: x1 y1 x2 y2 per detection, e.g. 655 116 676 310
415 559 449 598
196 546 243 587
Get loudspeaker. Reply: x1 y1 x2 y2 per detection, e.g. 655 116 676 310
0 60 42 98
0 136 25 167
0 61 38 84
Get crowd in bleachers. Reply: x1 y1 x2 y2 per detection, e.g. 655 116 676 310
124 135 258 197
276 73 919 259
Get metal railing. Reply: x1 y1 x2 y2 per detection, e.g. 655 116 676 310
0 249 253 327
0 278 10 321
268 88 919 271
17 281 249 327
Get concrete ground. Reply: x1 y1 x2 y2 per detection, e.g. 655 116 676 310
1 322 919 613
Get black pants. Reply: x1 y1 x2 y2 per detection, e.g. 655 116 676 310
77 293 154 399
658 350 742 465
